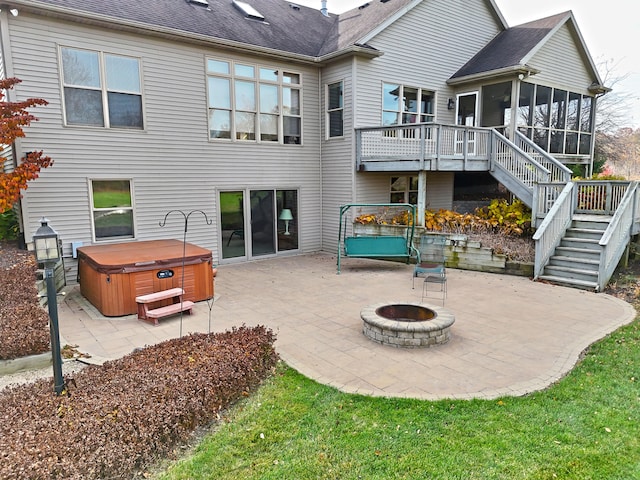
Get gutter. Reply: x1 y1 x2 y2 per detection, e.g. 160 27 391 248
447 65 540 86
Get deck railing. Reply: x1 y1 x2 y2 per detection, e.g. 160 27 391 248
532 182 575 279
534 181 633 220
357 125 550 203
598 182 638 290
574 181 629 214
356 123 492 169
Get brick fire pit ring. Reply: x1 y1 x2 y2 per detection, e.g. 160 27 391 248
361 302 455 348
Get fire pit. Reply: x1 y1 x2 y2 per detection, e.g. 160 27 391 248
361 302 455 348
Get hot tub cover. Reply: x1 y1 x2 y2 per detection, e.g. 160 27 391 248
77 239 212 274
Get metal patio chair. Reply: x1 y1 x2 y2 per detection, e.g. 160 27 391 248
412 234 447 304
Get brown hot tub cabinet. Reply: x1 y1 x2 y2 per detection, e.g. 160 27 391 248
77 240 215 317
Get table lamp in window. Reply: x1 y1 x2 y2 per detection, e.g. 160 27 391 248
279 209 294 235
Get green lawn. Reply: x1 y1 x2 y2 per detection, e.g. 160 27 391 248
156 317 640 480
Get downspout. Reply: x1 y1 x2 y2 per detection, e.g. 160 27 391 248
351 56 357 206
318 66 323 252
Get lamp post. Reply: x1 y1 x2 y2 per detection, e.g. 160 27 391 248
33 217 64 395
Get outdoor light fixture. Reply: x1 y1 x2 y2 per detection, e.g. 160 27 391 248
0 7 19 16
33 217 60 263
279 208 294 235
447 98 455 110
33 217 64 395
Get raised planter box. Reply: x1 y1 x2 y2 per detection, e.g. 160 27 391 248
352 223 533 277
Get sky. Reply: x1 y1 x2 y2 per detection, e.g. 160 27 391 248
293 0 640 128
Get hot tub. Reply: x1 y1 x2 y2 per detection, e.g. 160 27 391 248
77 239 215 317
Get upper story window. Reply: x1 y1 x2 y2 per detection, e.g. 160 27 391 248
382 83 435 126
90 179 135 240
518 82 593 156
327 81 344 138
207 59 302 144
60 47 143 128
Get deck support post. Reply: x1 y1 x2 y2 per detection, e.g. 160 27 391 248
417 171 427 228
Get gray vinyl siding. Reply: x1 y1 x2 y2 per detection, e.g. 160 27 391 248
341 0 499 241
9 13 322 283
527 24 594 94
426 172 454 210
320 57 355 252
1 145 11 173
354 0 502 129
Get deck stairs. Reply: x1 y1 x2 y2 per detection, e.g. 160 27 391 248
537 215 612 290
356 123 639 291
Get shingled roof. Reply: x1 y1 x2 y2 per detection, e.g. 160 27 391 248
449 11 572 81
16 0 416 60
318 0 416 56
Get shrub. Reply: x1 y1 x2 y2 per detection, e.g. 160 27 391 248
0 325 278 479
474 198 533 236
354 207 413 226
354 200 532 237
0 208 19 240
0 243 49 360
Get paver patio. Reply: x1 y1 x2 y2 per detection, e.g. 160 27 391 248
58 253 636 400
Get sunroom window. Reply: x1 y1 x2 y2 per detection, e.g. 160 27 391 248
61 47 143 128
518 83 594 156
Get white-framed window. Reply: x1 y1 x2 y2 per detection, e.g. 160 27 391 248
390 176 418 204
207 59 302 144
327 81 344 138
517 82 594 156
89 179 135 240
60 47 143 128
382 83 435 126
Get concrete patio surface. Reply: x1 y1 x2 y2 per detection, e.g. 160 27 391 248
58 253 636 400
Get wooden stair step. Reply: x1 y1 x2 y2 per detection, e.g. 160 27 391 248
146 301 194 319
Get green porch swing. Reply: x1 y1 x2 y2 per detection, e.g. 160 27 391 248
337 203 418 274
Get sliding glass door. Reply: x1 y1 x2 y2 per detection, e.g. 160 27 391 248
219 189 298 261
220 191 246 260
250 190 275 256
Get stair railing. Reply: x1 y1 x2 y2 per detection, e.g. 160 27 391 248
491 131 551 189
532 182 566 227
532 182 575 279
597 181 638 291
514 131 572 183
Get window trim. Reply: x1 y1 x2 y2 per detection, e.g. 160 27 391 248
326 80 344 139
59 46 144 129
517 82 594 156
206 58 303 145
390 176 418 205
88 178 136 242
382 82 436 126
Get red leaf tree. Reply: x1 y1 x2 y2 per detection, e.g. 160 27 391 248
0 77 53 212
